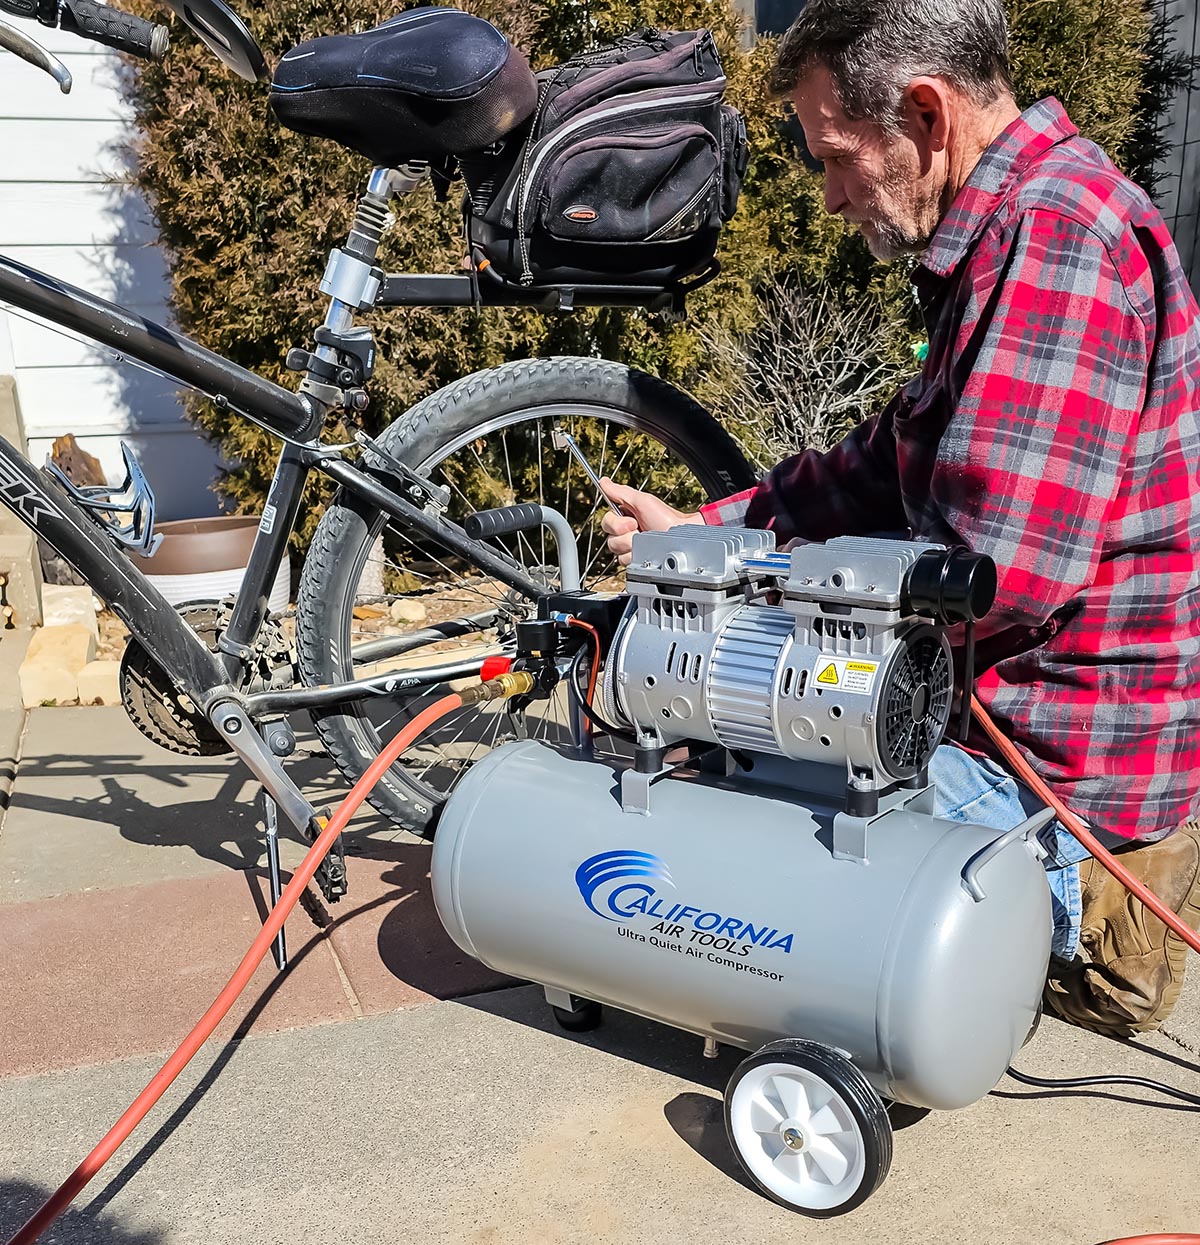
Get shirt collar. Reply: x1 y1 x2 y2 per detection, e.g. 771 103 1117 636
920 97 1079 279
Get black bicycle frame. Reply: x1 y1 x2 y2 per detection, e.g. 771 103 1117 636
0 253 566 714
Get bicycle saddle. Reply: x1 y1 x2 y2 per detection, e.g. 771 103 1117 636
269 9 537 165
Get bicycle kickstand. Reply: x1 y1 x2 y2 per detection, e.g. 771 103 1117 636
262 791 288 971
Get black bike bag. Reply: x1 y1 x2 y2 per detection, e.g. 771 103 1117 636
460 28 749 289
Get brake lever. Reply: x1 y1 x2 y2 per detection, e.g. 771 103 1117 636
0 15 71 91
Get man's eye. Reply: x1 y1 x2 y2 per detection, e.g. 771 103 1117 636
777 115 824 173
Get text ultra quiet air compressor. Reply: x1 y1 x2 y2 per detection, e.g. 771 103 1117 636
431 529 1054 1216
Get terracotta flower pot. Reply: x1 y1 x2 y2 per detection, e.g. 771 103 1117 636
143 515 290 611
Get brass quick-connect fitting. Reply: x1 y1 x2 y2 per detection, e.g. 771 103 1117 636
459 670 536 705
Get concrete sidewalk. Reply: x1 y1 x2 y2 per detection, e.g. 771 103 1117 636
0 706 1198 1243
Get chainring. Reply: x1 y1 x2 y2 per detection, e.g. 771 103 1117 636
120 603 289 757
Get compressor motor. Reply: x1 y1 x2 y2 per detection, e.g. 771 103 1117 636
432 527 1052 1219
597 528 997 815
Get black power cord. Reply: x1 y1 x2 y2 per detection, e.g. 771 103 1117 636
1006 1065 1200 1108
565 643 637 744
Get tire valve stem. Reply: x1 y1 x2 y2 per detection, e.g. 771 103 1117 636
459 671 536 705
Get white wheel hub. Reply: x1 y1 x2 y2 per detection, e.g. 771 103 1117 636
728 1060 867 1211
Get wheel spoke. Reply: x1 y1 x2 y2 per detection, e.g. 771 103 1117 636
749 1098 784 1135
302 389 737 826
805 1135 851 1186
806 1102 844 1136
770 1149 806 1182
769 1074 808 1122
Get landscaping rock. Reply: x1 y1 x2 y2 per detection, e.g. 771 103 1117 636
76 661 122 706
40 585 99 642
390 599 428 625
18 624 96 708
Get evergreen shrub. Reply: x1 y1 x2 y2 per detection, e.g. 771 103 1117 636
119 0 1194 535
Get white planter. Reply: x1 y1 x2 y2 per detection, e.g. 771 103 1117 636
143 516 290 613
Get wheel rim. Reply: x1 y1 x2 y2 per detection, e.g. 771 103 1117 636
334 402 723 810
728 1060 868 1211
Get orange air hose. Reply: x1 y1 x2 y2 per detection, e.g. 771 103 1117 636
1098 1238 1200 1244
971 693 1200 959
7 692 467 1245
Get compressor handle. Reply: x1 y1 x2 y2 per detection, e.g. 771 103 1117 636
464 502 544 540
463 504 580 591
961 806 1055 902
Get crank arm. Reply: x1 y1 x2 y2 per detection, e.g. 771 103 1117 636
209 701 347 903
0 17 72 92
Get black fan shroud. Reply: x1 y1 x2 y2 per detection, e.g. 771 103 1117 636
876 625 953 778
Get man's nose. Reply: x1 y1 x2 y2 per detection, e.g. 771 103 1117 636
824 170 848 217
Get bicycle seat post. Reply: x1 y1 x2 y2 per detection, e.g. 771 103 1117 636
293 163 428 415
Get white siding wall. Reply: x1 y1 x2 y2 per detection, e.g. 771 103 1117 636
0 28 221 518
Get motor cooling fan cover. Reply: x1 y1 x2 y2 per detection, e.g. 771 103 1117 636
876 625 953 778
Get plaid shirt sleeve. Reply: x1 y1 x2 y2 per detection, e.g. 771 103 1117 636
929 210 1148 636
699 392 910 539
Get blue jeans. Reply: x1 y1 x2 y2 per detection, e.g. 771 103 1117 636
928 745 1092 959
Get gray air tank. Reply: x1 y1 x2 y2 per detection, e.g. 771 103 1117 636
432 741 1052 1111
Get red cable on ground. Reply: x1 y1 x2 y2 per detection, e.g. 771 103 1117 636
7 693 465 1245
971 694 1200 958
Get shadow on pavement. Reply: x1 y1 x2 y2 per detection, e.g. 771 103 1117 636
663 1091 755 1191
0 1179 165 1244
5 744 402 874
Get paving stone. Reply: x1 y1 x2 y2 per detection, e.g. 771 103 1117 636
16 661 78 708
1 986 1199 1244
323 843 518 1014
0 709 24 815
0 707 336 903
0 531 42 630
0 869 354 1077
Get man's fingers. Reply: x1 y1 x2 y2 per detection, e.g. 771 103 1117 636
601 512 638 538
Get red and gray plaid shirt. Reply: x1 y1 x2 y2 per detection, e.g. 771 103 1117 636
701 98 1200 840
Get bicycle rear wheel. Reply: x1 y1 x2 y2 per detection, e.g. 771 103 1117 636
295 356 757 836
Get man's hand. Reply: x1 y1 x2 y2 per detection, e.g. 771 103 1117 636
599 477 704 566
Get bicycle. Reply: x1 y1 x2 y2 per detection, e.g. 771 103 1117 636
0 0 756 909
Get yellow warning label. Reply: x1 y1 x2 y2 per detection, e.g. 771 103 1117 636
817 663 840 686
847 661 877 673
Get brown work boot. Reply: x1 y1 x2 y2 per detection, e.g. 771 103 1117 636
1043 821 1200 1037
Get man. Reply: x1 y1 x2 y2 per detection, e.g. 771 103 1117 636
601 0 1200 1036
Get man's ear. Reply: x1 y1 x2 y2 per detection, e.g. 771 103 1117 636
904 77 952 155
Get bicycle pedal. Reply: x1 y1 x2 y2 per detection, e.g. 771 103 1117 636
315 848 348 903
307 814 348 903
45 440 163 557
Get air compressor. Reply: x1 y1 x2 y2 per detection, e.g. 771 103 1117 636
431 526 1054 1217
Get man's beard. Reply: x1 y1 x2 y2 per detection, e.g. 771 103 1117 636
855 152 941 262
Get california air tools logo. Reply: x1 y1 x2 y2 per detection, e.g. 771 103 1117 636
573 848 796 955
574 850 674 922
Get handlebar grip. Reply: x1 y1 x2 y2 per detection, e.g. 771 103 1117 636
58 0 168 58
463 503 546 541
